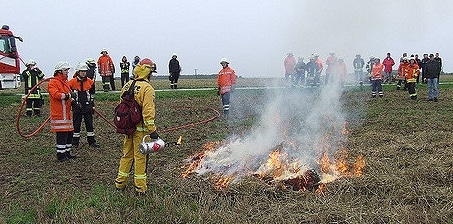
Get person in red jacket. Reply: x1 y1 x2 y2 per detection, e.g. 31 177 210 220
97 48 115 92
370 58 384 98
48 61 77 162
217 58 236 116
68 63 100 148
382 52 395 84
284 53 296 86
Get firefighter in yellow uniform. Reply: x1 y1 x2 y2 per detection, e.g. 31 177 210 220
115 58 160 194
21 59 44 117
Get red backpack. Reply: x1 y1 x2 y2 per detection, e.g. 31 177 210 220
114 80 142 135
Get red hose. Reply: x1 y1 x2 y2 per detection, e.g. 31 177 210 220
17 78 221 138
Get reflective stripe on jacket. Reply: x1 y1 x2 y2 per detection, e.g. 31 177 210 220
217 66 236 95
48 74 73 132
97 55 114 76
404 64 420 83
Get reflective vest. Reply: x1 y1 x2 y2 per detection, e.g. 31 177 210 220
21 68 44 98
120 62 130 74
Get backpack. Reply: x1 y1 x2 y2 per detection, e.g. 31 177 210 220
114 80 142 135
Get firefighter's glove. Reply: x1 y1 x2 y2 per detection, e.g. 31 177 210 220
64 92 77 100
149 131 159 140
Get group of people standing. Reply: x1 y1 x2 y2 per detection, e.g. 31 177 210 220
284 51 443 101
364 52 442 101
284 52 348 87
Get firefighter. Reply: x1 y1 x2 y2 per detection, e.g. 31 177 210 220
97 48 115 92
168 53 181 89
404 57 420 100
365 56 375 83
217 58 237 116
48 61 76 162
120 56 130 87
85 58 97 94
370 58 384 98
306 57 319 87
382 53 395 84
68 63 100 148
396 57 409 90
21 59 44 117
284 53 296 86
115 58 162 194
294 57 306 86
325 52 338 84
353 54 365 85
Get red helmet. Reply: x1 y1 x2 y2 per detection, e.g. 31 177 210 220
139 58 154 68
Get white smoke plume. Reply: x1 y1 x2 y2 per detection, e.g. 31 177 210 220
194 76 348 185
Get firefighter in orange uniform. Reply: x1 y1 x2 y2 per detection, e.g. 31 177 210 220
404 57 420 100
370 58 384 98
48 61 76 162
68 62 100 148
97 48 115 92
115 58 163 194
217 58 237 116
396 57 409 90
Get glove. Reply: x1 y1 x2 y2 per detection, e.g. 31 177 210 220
64 92 76 100
92 107 95 114
149 131 159 139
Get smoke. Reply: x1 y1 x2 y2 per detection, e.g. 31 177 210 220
195 77 348 184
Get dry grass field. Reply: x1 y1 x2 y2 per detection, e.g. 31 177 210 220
1 76 452 223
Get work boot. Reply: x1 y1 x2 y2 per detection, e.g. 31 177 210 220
57 153 69 162
174 85 177 89
26 111 32 117
89 142 100 148
65 151 77 159
34 110 41 117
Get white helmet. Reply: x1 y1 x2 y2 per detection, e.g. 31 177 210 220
172 53 177 57
220 58 229 64
101 48 108 54
54 61 71 71
26 59 36 66
76 62 89 71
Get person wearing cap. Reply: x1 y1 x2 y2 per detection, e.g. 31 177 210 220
168 53 181 89
97 49 115 92
217 58 237 116
48 61 77 162
119 56 130 87
404 57 420 100
115 58 162 194
85 58 97 94
68 62 100 148
396 57 409 90
353 54 365 85
21 59 44 117
424 54 441 102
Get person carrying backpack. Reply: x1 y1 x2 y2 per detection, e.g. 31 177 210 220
114 57 163 195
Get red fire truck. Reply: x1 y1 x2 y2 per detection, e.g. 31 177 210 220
0 25 23 89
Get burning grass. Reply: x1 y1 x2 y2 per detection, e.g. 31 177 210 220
1 79 453 223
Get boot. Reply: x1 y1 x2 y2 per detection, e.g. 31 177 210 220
26 111 32 117
57 152 68 162
65 151 77 159
88 136 100 148
174 85 177 89
34 110 41 117
72 137 80 149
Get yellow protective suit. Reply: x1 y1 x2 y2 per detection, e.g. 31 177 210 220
115 63 157 193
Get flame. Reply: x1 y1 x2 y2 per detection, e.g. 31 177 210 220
182 124 366 192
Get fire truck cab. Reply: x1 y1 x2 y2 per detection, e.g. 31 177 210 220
0 26 21 89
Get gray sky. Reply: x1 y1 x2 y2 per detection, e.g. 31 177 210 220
3 0 453 78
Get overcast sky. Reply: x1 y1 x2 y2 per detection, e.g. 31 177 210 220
3 0 453 78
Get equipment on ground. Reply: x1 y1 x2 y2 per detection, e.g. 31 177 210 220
0 27 22 89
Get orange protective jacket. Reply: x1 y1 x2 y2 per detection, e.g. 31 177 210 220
97 55 114 76
48 74 73 132
217 66 237 94
370 63 384 80
397 62 409 80
404 63 420 83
